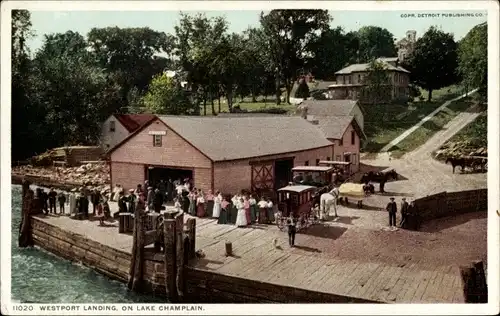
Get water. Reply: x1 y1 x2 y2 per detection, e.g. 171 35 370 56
10 185 164 303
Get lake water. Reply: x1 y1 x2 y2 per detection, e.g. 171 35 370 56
10 185 164 303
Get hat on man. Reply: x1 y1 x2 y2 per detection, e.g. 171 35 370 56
390 197 395 201
129 188 135 193
402 197 406 201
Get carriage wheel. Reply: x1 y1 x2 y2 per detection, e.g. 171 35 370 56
345 197 349 205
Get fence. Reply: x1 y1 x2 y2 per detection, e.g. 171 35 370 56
413 189 487 222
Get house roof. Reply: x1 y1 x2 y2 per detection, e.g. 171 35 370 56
310 81 337 91
335 58 410 75
157 116 333 162
311 115 367 140
114 114 157 133
299 100 358 117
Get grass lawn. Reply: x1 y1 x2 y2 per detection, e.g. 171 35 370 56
387 97 477 158
362 85 463 153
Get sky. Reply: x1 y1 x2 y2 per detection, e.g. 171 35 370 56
26 10 487 54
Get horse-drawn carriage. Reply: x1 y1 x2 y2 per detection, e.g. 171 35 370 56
275 185 319 232
318 160 352 184
291 166 334 205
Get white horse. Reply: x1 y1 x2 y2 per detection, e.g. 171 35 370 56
320 192 339 219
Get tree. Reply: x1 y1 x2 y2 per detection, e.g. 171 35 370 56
405 26 458 101
458 22 487 100
87 27 174 111
30 31 111 146
360 60 391 118
355 26 397 62
295 79 310 98
12 10 37 160
307 27 359 80
260 10 331 104
142 73 195 115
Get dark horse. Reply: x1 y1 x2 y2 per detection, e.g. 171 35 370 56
445 157 472 174
359 169 398 193
446 156 487 173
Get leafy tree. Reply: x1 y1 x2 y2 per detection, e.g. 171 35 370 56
12 10 37 160
355 26 397 62
260 10 330 104
404 26 458 101
31 31 111 146
307 27 359 79
295 79 310 98
142 73 195 115
87 27 174 111
458 22 487 101
360 60 391 118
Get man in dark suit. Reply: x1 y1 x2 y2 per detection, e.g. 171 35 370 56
399 197 409 228
386 197 397 228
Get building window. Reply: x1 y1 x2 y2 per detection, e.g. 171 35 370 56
343 76 346 84
339 137 343 146
351 130 355 145
336 155 341 161
348 76 352 84
352 153 357 165
358 74 361 83
327 157 331 161
316 159 320 166
153 135 162 147
109 121 115 132
304 160 309 166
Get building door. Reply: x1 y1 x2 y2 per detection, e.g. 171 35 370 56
251 162 274 192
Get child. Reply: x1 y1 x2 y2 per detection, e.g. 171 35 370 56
287 215 296 247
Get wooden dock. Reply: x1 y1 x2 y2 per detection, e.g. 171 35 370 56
30 213 467 303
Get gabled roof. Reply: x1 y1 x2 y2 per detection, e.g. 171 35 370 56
114 114 157 133
335 58 410 75
299 100 358 117
157 116 333 162
311 115 367 140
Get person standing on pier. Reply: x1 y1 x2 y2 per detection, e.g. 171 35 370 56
48 188 57 214
266 197 274 224
287 215 296 247
153 188 164 213
218 196 229 224
166 178 173 202
128 189 136 214
386 197 397 229
243 196 251 225
212 191 222 219
235 197 248 227
196 191 206 217
146 186 154 211
57 192 66 214
91 190 100 216
68 188 77 215
249 194 257 224
399 197 409 228
118 191 128 214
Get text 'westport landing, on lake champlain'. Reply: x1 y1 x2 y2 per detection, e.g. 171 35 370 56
401 13 486 18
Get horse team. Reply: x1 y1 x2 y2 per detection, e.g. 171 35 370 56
445 156 487 174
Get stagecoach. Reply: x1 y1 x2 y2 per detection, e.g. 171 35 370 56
275 185 319 232
291 166 334 203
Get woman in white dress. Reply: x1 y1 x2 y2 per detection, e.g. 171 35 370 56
212 191 222 219
235 197 248 227
69 189 77 215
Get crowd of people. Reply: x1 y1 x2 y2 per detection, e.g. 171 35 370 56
385 197 420 230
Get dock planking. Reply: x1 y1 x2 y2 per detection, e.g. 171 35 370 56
32 214 466 303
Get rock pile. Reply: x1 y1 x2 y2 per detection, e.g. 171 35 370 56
12 163 111 192
434 140 488 160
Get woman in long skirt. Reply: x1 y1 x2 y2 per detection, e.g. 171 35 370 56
205 190 215 218
196 191 206 217
229 194 239 224
188 191 196 216
249 194 257 224
243 196 251 225
235 198 248 227
257 197 268 224
218 197 229 224
266 198 274 224
212 191 222 219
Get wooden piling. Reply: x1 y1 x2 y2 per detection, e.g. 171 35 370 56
175 212 185 299
460 260 488 303
127 200 146 292
186 218 196 260
225 242 233 257
19 180 34 248
164 217 178 302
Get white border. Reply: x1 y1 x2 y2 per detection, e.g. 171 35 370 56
1 1 498 315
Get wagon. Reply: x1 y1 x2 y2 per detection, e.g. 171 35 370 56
275 185 319 232
338 182 365 208
291 166 335 205
318 160 352 183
